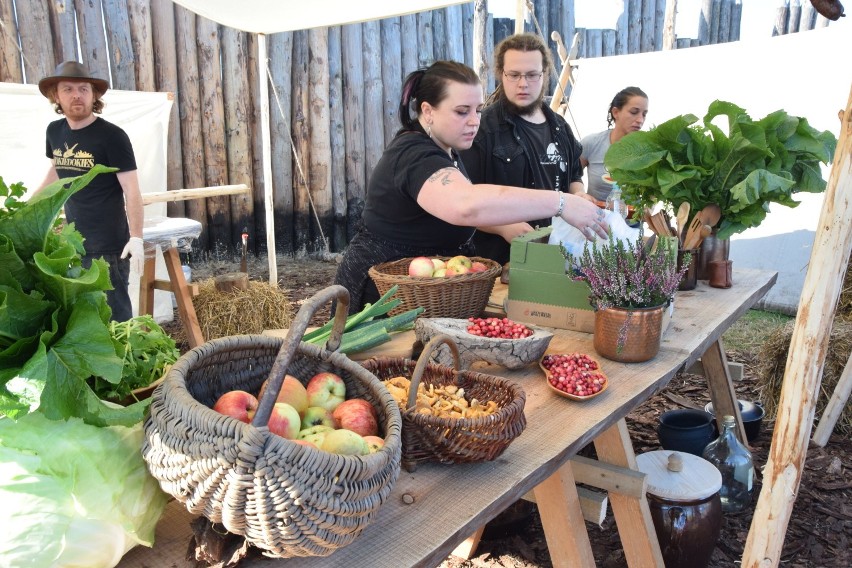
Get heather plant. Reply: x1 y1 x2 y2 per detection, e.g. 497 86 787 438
564 231 690 311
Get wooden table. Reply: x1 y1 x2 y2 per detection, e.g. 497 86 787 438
119 268 776 568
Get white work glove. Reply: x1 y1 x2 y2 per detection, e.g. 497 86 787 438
121 236 145 275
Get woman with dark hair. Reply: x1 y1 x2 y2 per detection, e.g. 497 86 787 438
580 86 649 202
333 60 609 313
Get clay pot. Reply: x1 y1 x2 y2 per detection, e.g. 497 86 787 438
593 304 665 363
658 409 716 456
636 451 723 568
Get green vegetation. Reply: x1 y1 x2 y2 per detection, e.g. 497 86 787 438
723 309 793 354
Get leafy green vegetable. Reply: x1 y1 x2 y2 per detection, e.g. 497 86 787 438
0 411 168 567
0 168 150 427
604 100 837 239
87 315 179 402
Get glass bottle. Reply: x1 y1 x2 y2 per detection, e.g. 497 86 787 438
701 415 754 513
605 184 628 220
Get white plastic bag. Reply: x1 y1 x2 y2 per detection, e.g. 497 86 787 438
548 210 641 268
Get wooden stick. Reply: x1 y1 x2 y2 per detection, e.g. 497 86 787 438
742 84 852 567
811 349 852 446
141 184 250 205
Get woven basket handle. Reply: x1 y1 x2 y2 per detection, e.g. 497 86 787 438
406 334 460 411
253 285 350 428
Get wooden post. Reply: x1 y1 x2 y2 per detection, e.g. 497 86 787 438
473 1 489 101
730 0 743 40
432 8 446 61
718 0 732 43
698 0 712 45
175 5 208 251
774 2 790 36
74 0 109 81
811 350 852 446
417 11 434 68
328 26 347 251
197 16 231 253
221 27 255 248
461 2 474 69
308 28 332 253
654 0 666 51
150 0 186 219
628 0 642 53
46 0 77 63
0 0 23 82
401 14 418 75
585 29 602 58
788 0 802 34
342 23 366 240
445 4 464 64
799 0 817 30
742 86 852 568
514 0 525 35
663 0 678 50
15 0 54 82
362 21 384 184
602 29 616 56
102 0 136 90
709 0 722 44
257 33 279 283
381 18 402 144
291 30 311 252
640 0 655 52
268 31 294 254
127 0 155 91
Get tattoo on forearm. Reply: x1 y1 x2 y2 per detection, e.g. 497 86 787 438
428 167 456 186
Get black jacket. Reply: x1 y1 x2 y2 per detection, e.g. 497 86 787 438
459 100 583 264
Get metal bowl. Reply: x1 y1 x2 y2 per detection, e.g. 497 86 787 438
704 400 765 443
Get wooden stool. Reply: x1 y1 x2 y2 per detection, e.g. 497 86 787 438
138 246 204 348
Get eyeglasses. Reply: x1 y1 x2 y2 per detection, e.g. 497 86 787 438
503 71 544 83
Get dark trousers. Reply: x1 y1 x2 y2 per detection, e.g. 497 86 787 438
82 253 133 322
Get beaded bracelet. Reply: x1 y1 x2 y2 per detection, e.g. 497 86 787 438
555 192 565 217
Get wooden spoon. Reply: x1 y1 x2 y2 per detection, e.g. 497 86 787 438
696 224 713 248
682 216 704 249
675 202 690 243
699 203 722 229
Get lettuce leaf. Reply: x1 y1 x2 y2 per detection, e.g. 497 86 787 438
0 412 168 567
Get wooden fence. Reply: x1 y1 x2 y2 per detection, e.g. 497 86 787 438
0 0 833 258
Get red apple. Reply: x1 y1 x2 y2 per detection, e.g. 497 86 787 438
408 256 434 277
212 390 259 423
257 374 309 415
306 372 346 411
363 435 385 453
445 265 470 277
469 261 488 273
291 439 318 449
320 429 370 456
267 402 301 439
301 406 337 430
332 398 379 437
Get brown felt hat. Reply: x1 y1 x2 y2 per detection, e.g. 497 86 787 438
38 61 109 98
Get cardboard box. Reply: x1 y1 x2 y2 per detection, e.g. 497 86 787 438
506 226 596 333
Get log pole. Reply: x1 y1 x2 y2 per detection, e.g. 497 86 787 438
741 84 852 568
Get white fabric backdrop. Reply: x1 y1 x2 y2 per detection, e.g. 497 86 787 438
0 84 175 319
566 25 851 313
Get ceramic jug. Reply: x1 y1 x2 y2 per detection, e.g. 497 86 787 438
636 451 723 568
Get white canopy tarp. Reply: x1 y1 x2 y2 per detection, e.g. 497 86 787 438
567 25 851 314
169 0 470 34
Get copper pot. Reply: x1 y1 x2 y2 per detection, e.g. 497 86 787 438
593 305 664 363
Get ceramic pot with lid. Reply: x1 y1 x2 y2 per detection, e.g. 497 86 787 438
636 450 723 568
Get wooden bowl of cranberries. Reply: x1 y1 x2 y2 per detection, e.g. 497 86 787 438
540 352 609 401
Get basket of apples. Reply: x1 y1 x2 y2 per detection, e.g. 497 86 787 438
360 334 526 472
368 255 501 319
540 352 609 400
141 286 402 558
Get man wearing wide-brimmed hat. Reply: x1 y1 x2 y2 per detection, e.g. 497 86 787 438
36 60 144 322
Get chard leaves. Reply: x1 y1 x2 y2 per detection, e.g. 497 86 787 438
605 100 837 239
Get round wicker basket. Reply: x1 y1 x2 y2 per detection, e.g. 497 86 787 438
368 256 501 319
141 287 402 558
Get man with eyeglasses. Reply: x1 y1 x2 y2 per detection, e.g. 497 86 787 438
461 33 593 265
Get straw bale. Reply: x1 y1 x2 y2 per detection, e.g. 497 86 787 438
756 319 852 436
172 278 294 345
838 260 852 322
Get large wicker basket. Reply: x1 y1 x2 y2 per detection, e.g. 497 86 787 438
368 256 501 318
141 286 402 558
360 335 526 472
